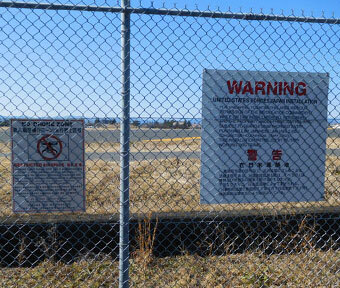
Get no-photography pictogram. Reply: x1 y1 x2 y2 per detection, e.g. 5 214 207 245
37 135 63 160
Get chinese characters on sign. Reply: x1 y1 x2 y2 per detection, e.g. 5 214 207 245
272 150 282 160
242 150 287 168
11 119 86 213
247 149 257 161
200 70 329 204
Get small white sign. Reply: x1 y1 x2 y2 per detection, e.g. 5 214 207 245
200 69 329 204
11 119 86 213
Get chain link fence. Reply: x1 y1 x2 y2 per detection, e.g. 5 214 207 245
0 1 339 287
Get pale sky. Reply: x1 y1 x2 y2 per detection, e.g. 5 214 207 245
1 0 339 120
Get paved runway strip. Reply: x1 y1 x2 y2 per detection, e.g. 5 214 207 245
1 128 340 160
0 128 202 143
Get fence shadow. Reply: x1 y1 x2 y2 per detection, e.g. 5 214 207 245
0 212 339 267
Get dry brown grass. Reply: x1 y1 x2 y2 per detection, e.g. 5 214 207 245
0 144 339 287
84 159 120 214
131 137 200 153
0 139 121 154
0 142 10 153
325 155 340 200
85 141 119 153
0 133 340 217
130 250 340 287
0 250 338 287
0 157 11 215
0 155 339 218
327 137 340 149
86 137 200 153
133 215 158 275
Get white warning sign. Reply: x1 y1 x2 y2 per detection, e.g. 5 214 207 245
200 69 329 204
11 119 86 213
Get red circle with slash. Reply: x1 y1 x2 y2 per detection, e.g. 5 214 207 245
37 135 63 161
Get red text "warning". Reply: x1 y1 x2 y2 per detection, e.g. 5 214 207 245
227 80 307 96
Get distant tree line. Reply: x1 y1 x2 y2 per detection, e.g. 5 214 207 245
95 118 117 124
0 120 9 127
141 120 192 129
85 118 117 127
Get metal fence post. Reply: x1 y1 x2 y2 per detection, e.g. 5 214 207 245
119 0 131 287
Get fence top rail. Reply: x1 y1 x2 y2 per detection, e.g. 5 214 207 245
0 1 339 24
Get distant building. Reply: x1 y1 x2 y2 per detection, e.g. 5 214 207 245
192 123 201 129
173 121 185 127
94 122 106 128
330 124 340 129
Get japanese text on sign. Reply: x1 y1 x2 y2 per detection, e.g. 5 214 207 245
11 119 86 213
200 69 329 204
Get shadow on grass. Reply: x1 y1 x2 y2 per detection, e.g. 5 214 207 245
0 212 339 268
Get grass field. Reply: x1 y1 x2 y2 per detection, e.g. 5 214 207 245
0 136 339 216
1 136 338 153
0 153 339 217
0 137 339 286
0 250 338 287
86 137 201 153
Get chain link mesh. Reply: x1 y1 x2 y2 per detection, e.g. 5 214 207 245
0 1 339 287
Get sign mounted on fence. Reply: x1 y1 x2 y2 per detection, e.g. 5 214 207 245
11 119 86 213
200 69 329 204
